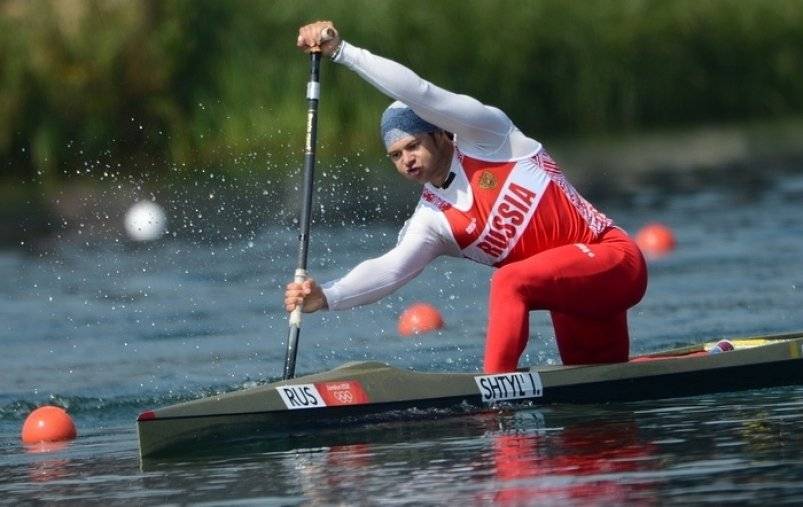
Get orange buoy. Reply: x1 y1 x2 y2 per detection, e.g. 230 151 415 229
398 302 444 336
635 222 676 258
21 406 77 444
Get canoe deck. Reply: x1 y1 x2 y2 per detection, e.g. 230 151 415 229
137 331 803 459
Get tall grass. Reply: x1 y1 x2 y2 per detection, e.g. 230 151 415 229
1 0 802 186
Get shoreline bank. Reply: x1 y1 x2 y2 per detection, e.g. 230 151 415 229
551 117 803 195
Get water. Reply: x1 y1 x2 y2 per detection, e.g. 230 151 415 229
2 171 803 504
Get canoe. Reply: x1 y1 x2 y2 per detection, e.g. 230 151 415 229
137 331 803 459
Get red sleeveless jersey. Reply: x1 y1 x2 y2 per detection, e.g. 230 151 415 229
421 151 613 267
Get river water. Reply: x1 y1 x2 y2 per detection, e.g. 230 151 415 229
2 168 803 504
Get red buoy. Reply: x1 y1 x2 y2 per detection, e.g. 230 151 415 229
398 303 444 336
635 223 676 258
21 406 77 444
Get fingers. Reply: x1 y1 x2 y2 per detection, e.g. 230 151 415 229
285 281 312 292
284 279 318 312
284 282 306 311
285 298 302 312
296 20 340 55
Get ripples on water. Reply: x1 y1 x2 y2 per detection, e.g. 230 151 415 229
3 388 802 504
1 172 803 504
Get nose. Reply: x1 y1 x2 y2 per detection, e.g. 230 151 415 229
401 150 415 168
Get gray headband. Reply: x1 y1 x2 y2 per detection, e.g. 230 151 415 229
380 101 440 149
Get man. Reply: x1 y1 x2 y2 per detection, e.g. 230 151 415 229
286 21 648 373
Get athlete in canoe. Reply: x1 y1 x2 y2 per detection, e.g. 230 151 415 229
285 21 648 373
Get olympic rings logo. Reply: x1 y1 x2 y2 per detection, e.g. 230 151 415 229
332 390 354 404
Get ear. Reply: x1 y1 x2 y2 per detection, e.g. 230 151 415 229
433 131 452 145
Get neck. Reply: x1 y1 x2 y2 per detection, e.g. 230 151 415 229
432 143 454 187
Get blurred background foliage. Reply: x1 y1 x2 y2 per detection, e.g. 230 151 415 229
1 0 802 189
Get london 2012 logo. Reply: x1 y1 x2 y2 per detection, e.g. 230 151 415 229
318 381 368 406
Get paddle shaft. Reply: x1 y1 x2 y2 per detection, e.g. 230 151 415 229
283 52 322 380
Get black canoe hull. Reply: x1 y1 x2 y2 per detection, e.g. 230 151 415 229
138 332 803 459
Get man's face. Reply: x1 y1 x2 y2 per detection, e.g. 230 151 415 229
386 132 450 185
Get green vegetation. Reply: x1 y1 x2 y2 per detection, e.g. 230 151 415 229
2 0 803 187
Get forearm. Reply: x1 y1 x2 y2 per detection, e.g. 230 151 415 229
321 232 447 310
322 255 425 310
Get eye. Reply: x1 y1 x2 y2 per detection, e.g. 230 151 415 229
388 151 401 161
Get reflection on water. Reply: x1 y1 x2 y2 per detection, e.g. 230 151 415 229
135 408 660 504
130 390 803 505
2 387 802 503
484 416 657 504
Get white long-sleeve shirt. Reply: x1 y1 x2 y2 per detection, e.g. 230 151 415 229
321 42 544 310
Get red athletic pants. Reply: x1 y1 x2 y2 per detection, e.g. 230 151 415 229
484 227 648 373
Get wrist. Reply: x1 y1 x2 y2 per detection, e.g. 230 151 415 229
319 289 329 310
329 39 346 61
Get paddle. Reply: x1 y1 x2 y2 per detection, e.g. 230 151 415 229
283 32 330 380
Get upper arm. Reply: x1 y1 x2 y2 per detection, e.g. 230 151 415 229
335 42 514 153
